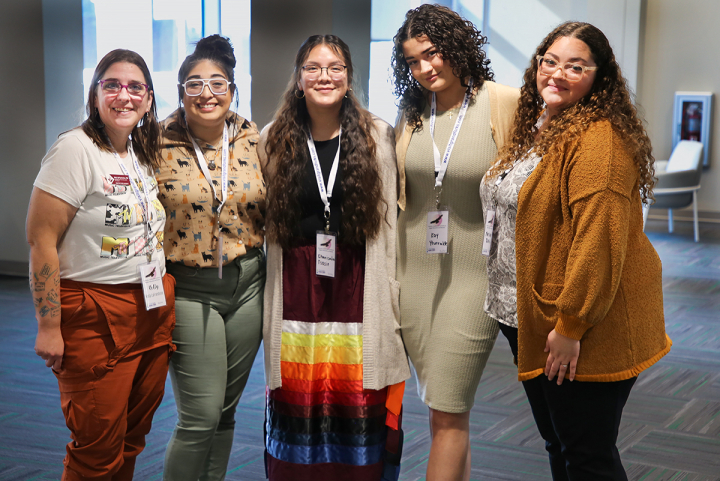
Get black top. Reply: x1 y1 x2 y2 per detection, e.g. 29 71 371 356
297 136 344 240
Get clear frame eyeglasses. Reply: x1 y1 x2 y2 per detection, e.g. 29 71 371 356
536 55 598 81
181 78 231 96
98 79 149 97
301 64 347 81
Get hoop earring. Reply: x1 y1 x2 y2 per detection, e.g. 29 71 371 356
344 87 353 99
295 89 305 99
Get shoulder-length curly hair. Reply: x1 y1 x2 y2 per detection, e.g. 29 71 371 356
489 21 655 203
264 35 384 250
82 49 161 168
391 4 494 130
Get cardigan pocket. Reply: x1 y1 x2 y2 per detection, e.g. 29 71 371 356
531 283 564 332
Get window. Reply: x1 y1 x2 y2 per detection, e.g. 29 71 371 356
82 0 251 121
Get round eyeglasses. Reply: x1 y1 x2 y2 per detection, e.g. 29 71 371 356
98 79 149 97
536 55 598 82
181 78 231 96
301 64 347 81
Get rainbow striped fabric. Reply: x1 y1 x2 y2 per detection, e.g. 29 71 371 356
265 244 390 481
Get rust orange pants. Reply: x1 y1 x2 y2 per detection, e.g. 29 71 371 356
56 277 175 480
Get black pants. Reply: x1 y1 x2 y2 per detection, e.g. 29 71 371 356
498 322 636 481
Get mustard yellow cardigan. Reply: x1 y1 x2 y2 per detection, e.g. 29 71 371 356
515 120 672 382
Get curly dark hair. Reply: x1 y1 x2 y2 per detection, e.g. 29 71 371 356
264 35 385 250
82 49 161 168
489 21 655 203
391 4 494 130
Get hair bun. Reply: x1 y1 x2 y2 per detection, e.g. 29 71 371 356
194 34 236 69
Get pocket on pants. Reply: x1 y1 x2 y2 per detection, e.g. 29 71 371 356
59 380 105 446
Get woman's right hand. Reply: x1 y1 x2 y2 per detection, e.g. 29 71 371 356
35 326 64 371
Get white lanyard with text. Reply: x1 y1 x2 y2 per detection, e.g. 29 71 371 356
307 130 341 277
426 77 473 254
111 140 166 310
188 123 229 279
112 143 152 261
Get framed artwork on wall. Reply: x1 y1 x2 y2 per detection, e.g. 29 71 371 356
673 91 713 167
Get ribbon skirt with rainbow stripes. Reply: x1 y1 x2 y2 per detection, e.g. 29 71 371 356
265 243 394 481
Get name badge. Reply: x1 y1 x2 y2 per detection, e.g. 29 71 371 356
316 231 337 278
138 261 166 310
110 174 131 186
426 210 449 254
481 209 496 256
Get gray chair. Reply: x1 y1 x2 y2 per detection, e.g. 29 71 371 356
643 140 703 242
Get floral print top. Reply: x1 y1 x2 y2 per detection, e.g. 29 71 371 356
479 153 541 328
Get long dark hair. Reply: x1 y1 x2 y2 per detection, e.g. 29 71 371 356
175 34 241 135
489 21 655 203
81 49 161 168
392 4 494 130
264 35 383 249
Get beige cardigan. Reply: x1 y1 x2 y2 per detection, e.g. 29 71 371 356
394 80 520 210
259 118 411 390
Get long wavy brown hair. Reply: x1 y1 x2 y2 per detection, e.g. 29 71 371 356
488 22 655 203
264 35 384 249
81 49 161 168
391 4 494 130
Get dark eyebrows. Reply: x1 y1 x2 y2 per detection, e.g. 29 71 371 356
186 74 228 80
404 46 436 61
101 77 146 84
303 61 345 67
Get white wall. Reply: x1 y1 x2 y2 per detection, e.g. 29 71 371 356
638 0 720 215
487 0 643 94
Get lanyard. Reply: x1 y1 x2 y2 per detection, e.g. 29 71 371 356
110 140 153 263
188 123 229 211
430 77 473 207
188 122 229 277
307 130 341 233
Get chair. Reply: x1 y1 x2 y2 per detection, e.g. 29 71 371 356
643 140 703 242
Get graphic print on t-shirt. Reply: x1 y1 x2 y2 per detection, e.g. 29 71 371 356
105 203 133 227
101 236 130 258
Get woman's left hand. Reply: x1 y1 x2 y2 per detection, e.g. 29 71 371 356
544 329 580 385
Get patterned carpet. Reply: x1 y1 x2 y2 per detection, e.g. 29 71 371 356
1 217 719 480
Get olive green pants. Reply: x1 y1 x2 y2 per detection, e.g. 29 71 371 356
163 249 265 481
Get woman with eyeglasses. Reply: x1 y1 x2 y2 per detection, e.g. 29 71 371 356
390 5 519 479
259 35 409 480
156 35 266 480
480 22 670 480
27 49 173 479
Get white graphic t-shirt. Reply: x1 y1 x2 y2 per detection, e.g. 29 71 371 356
34 129 166 284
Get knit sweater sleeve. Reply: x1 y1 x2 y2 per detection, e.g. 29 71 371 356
553 122 639 340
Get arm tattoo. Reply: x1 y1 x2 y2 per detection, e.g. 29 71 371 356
30 263 61 318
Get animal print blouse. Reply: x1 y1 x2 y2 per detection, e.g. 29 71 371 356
156 109 265 268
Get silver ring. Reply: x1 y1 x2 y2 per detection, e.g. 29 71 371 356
561 364 568 368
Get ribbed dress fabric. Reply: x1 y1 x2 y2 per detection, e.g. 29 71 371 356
397 87 501 413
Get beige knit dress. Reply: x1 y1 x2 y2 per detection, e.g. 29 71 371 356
397 86 500 413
